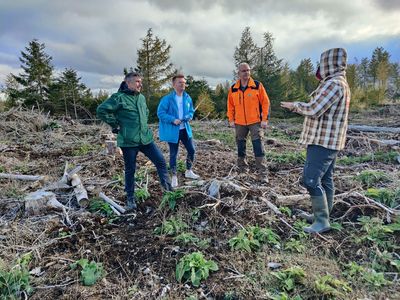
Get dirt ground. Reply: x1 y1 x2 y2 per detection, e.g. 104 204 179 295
0 106 399 299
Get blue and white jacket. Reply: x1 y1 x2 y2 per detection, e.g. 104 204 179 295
157 90 194 143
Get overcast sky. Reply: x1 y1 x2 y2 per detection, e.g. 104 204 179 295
1 0 399 93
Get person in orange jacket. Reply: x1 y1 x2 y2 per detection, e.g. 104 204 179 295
227 62 270 175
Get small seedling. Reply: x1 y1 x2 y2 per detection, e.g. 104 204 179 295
0 253 33 298
365 188 400 208
154 216 188 236
135 187 150 202
355 170 391 188
176 251 218 287
160 189 185 210
271 266 306 292
314 274 352 298
176 160 186 173
279 206 292 217
229 225 280 252
174 232 199 245
89 198 114 218
284 238 305 253
70 258 104 286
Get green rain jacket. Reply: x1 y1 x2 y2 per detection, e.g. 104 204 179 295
96 82 153 147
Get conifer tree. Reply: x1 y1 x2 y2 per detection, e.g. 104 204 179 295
12 39 53 109
137 28 174 100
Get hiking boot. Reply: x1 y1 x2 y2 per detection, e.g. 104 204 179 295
185 169 200 179
304 195 331 234
171 175 178 188
126 196 137 210
237 157 248 173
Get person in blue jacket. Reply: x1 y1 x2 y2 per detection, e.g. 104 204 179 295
157 74 200 188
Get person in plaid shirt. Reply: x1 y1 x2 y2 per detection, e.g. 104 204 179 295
281 48 351 234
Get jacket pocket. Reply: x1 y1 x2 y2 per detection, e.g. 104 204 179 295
122 121 141 144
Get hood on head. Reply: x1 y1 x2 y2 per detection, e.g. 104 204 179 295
319 48 347 79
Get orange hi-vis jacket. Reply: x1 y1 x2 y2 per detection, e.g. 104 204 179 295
227 78 270 126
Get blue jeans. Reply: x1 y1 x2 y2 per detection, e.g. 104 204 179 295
121 142 171 199
168 129 196 174
302 145 338 197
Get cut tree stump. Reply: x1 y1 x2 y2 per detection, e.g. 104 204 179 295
24 191 66 216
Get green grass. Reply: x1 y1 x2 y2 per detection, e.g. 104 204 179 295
265 150 306 164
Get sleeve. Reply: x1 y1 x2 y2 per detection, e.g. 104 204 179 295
227 89 235 122
157 96 176 124
259 83 270 122
293 81 342 118
96 94 120 128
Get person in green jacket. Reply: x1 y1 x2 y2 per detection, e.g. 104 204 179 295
97 72 171 210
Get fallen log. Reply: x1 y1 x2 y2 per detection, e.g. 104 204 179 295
99 192 126 214
348 124 400 134
347 135 400 147
274 193 310 206
0 173 46 182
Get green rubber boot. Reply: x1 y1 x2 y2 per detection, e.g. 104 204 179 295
298 193 334 223
304 195 331 234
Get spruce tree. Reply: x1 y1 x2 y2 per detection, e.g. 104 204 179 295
137 28 174 100
12 39 53 109
233 27 259 74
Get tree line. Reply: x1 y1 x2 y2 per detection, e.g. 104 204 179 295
2 27 399 121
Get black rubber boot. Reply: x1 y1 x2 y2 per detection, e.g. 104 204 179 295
298 193 334 224
126 196 137 210
304 195 330 234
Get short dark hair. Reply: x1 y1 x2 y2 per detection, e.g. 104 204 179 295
172 74 185 83
125 72 141 82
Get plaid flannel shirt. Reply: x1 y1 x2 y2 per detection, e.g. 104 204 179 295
294 76 350 150
293 48 351 151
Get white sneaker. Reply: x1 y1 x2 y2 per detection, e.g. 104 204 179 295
171 175 178 188
185 169 200 179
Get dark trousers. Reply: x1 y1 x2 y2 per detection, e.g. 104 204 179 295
302 145 338 197
235 123 264 157
168 129 195 174
121 142 171 198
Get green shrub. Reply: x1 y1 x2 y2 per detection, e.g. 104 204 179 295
176 251 218 287
314 274 352 298
355 170 391 188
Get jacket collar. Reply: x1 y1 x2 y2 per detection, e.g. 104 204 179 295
233 77 256 89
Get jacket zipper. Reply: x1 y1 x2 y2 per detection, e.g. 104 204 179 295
241 90 247 124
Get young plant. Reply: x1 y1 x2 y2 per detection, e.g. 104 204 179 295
176 251 218 287
174 232 199 245
160 189 185 210
356 216 395 248
135 187 150 203
279 206 292 217
284 238 305 253
314 274 352 298
365 188 400 208
0 253 33 299
89 198 114 218
154 216 188 236
271 266 306 292
343 261 388 288
228 225 280 252
355 170 391 188
70 258 104 286
176 160 186 173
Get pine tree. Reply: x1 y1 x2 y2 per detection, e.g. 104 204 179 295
233 27 259 74
12 39 53 109
369 47 390 86
137 28 174 100
293 58 317 95
185 75 211 106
